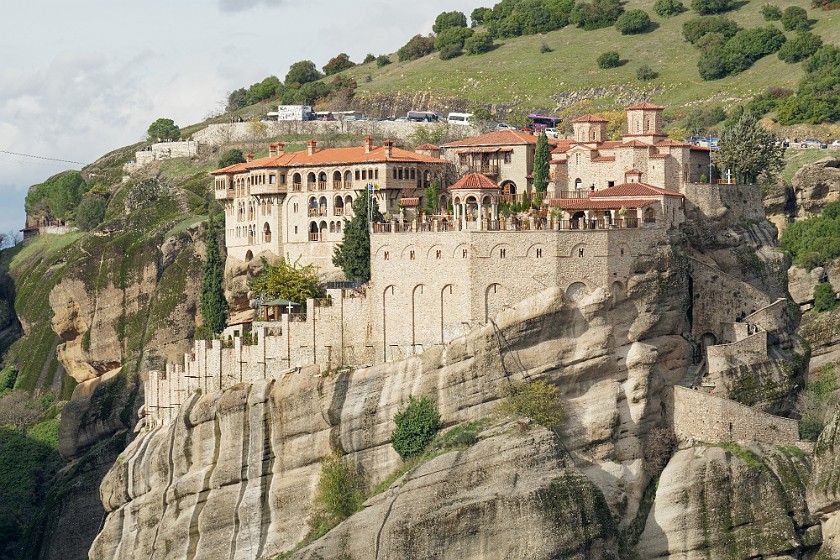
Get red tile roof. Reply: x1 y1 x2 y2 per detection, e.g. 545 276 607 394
656 139 692 148
415 144 440 150
546 198 654 209
593 156 616 162
400 197 420 207
626 102 665 110
592 182 684 198
598 141 626 149
571 114 610 123
449 173 500 190
622 140 654 148
625 168 643 174
212 143 447 174
690 145 712 152
441 129 539 148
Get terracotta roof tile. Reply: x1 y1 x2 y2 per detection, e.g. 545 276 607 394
449 173 500 190
416 144 440 150
625 168 643 174
622 140 654 148
592 182 684 198
571 114 610 123
441 130 539 148
656 139 692 147
626 102 665 110
212 144 447 174
593 156 616 162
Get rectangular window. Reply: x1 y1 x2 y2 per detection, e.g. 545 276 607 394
499 248 506 258
462 249 468 258
436 250 441 259
536 248 542 258
410 169 415 180
393 168 398 179
362 170 367 180
504 152 512 164
375 169 379 179
607 181 615 187
269 175 276 184
410 250 415 260
459 154 467 165
355 170 360 180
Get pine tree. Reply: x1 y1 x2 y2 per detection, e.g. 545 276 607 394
533 132 550 193
333 192 383 282
714 112 785 184
425 180 440 214
200 215 228 334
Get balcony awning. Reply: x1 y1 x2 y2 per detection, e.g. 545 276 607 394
456 147 501 154
399 197 420 207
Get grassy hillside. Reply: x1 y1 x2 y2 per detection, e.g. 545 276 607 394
339 0 839 115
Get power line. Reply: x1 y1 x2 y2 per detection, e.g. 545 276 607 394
0 150 87 166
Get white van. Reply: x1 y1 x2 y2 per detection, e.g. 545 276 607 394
447 112 473 126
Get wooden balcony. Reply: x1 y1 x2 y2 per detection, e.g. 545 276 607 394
555 190 591 199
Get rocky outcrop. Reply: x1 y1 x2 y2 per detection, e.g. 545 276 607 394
290 426 619 560
792 157 840 220
809 405 840 558
90 245 693 559
639 444 820 559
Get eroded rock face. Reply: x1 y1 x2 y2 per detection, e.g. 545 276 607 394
291 427 619 560
89 246 691 560
793 157 840 220
809 406 840 558
639 444 820 559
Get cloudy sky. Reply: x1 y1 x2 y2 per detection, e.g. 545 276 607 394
0 0 484 236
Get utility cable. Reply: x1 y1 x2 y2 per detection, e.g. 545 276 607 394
0 150 87 166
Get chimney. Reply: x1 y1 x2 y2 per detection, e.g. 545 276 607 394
307 139 317 156
246 153 254 162
276 142 285 156
364 135 374 154
268 143 277 157
384 139 394 158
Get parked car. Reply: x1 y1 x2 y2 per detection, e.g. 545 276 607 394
496 122 515 130
543 127 561 139
831 139 840 148
801 139 828 149
687 136 707 145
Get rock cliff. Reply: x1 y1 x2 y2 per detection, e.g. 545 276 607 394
809 405 840 558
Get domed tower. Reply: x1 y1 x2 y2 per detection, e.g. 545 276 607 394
625 102 665 144
571 114 609 145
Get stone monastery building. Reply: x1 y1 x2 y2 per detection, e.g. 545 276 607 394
212 136 449 272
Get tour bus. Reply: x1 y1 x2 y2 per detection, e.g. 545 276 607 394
407 110 444 122
447 112 473 126
526 114 563 133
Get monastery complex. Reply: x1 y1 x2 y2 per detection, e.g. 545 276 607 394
144 103 791 435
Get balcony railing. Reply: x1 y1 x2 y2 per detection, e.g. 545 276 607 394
555 190 591 199
309 233 319 241
333 181 343 190
318 181 328 190
292 183 302 191
370 216 643 233
334 208 344 216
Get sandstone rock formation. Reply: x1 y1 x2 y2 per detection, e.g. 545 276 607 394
809 405 840 558
290 426 619 560
792 157 840 220
638 444 819 559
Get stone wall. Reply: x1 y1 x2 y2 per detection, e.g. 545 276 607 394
124 141 199 173
707 331 768 376
682 183 765 227
192 120 480 147
667 385 799 445
689 257 773 341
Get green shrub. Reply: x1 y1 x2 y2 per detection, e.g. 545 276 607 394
391 396 443 460
217 149 245 168
465 32 494 55
655 0 687 17
309 452 365 536
439 43 463 59
540 42 554 53
800 417 824 440
699 26 786 80
778 31 823 63
484 0 575 38
570 0 624 30
814 282 838 312
375 55 392 67
780 201 840 268
781 5 810 31
0 368 17 397
499 379 565 428
682 15 740 44
434 26 473 52
363 53 376 64
615 9 652 34
398 34 435 62
761 4 782 20
776 45 840 125
692 0 734 14
637 64 659 81
25 171 89 222
74 195 107 231
28 418 60 449
433 10 468 33
597 51 622 69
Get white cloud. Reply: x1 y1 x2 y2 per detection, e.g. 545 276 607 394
217 0 285 13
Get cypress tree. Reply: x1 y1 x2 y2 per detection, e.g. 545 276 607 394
533 132 550 193
333 192 383 282
200 215 228 334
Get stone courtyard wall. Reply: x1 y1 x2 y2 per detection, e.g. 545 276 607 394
667 386 799 445
682 183 765 227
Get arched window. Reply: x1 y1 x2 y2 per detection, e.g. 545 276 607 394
574 178 582 190
319 221 327 241
307 172 316 189
292 173 302 190
344 170 353 185
644 207 656 224
319 196 328 216
309 221 319 241
330 222 336 233
263 222 272 243
335 196 345 216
